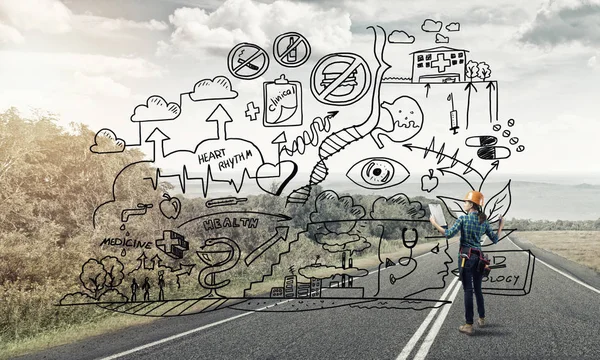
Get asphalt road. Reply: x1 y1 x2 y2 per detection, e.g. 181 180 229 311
18 236 600 360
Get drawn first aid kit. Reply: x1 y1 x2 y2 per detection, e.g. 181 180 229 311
263 74 303 127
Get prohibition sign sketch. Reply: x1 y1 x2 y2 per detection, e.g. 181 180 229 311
310 52 372 106
228 42 270 80
273 32 311 68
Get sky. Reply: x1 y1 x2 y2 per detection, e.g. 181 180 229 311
1 0 599 184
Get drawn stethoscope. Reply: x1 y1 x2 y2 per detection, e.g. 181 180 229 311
390 228 418 285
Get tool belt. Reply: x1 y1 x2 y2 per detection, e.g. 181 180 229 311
460 246 491 276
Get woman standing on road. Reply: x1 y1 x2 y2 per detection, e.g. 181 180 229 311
429 190 505 335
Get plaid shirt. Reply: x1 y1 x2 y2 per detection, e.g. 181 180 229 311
445 211 499 250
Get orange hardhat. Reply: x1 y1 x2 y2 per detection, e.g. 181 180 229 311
464 190 484 207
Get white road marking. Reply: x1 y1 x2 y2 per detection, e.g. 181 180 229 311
100 248 438 359
507 237 600 295
396 276 460 360
97 298 296 360
413 279 462 359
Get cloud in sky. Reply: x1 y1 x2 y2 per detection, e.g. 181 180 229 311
156 0 352 58
0 0 72 33
0 21 24 44
73 71 131 98
519 0 600 46
73 14 169 33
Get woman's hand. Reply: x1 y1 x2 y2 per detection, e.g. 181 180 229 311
429 215 437 226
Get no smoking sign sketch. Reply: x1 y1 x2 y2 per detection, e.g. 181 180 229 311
228 42 270 80
273 32 311 68
310 52 372 106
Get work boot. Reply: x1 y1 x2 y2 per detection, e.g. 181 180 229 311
477 317 485 327
459 324 474 335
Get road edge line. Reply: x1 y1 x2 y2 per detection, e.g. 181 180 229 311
507 237 600 295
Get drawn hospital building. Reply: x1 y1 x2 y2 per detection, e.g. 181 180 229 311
410 46 469 83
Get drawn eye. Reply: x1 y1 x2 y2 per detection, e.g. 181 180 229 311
346 157 410 189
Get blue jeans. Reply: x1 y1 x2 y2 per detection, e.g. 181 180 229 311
461 254 485 324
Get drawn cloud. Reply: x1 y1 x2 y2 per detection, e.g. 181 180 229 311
90 128 125 154
316 233 371 256
190 76 238 101
310 190 365 234
370 193 426 220
446 22 460 32
298 264 369 279
131 95 181 122
435 33 449 44
422 19 442 32
388 30 415 44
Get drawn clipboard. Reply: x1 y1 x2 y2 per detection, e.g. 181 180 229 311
428 203 447 228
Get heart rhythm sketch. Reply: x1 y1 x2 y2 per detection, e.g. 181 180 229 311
59 22 534 318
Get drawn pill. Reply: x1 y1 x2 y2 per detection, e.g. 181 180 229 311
509 137 519 145
493 124 501 131
502 130 511 137
465 135 497 147
517 145 525 152
507 118 515 127
477 146 511 160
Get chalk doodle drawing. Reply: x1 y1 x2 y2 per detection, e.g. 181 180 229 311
57 20 535 321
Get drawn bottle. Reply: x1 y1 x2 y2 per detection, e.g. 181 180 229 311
286 36 296 63
263 74 303 127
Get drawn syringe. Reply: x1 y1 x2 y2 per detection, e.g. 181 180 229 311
448 93 459 135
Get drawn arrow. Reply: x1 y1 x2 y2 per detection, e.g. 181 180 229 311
403 143 484 180
172 264 195 288
479 160 500 191
424 83 431 98
464 82 478 130
437 166 475 190
145 128 170 161
206 104 233 140
150 254 161 270
486 81 497 123
272 131 287 164
127 252 147 275
244 226 289 266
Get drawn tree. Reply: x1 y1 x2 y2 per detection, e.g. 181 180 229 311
101 256 125 288
80 259 107 299
466 60 479 81
478 62 491 81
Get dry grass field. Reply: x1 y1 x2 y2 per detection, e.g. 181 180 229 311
516 231 600 273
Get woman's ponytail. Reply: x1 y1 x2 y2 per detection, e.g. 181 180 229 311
476 204 487 224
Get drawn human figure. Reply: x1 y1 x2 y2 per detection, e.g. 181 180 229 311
131 278 138 302
429 191 505 335
158 271 165 301
142 277 151 301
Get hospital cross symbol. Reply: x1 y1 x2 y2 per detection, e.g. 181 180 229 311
432 53 451 73
156 230 189 259
245 101 260 121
